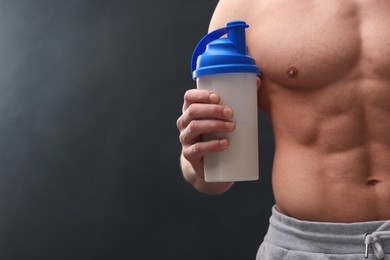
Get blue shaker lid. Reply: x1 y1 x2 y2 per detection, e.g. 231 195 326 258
191 20 260 79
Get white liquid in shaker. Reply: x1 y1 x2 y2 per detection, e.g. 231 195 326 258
198 73 259 182
203 124 259 182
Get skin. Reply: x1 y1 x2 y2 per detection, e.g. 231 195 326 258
176 0 390 222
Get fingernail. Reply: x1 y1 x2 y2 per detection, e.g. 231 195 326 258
225 122 235 130
223 108 233 118
220 139 228 148
210 93 219 103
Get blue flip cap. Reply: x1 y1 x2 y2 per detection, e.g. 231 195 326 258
191 20 260 80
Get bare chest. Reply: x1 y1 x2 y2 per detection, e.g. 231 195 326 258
247 0 390 89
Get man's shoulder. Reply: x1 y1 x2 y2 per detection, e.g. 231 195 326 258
209 0 260 32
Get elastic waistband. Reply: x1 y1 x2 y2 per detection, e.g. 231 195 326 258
265 206 390 255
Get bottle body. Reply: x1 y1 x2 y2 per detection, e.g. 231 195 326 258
197 73 259 182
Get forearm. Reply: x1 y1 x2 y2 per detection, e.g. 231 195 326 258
180 154 233 195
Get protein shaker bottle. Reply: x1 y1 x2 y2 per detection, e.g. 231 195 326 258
191 20 261 182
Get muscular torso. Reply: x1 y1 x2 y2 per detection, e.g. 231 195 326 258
210 0 390 222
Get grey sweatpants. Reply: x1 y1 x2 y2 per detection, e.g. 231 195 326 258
257 206 390 259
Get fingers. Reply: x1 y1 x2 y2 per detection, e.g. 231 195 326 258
179 119 235 145
179 103 234 130
257 77 261 89
182 139 229 163
177 88 235 177
182 89 220 112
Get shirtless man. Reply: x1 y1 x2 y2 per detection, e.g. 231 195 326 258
176 0 390 259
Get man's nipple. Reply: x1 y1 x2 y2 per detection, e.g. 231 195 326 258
287 67 298 78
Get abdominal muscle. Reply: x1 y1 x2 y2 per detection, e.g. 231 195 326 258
272 144 390 223
267 79 390 223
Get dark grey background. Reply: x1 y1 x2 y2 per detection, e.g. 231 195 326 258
0 0 275 259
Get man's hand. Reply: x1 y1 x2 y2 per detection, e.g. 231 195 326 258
176 89 236 194
176 78 260 194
